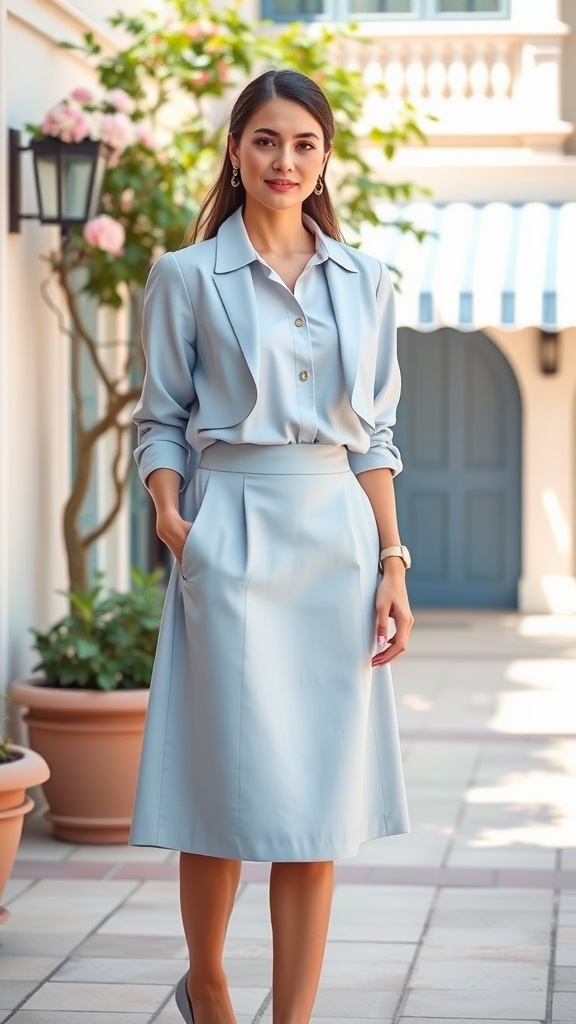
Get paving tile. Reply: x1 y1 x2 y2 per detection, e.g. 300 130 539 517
7 1015 151 1024
52 956 183 984
0 956 62 981
73 934 187 958
223 937 272 960
311 988 399 1017
402 987 546 1018
410 960 548 990
319 960 409 989
69 844 174 862
556 945 576 966
416 946 551 966
399 1019 541 1024
554 966 576 991
436 888 553 910
0 932 89 956
223 957 272 985
1 879 34 902
552 991 576 1020
23 981 172 1013
323 941 418 964
0 982 39 1011
229 986 270 1014
423 924 551 949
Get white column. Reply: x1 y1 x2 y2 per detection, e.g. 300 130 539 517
488 326 576 613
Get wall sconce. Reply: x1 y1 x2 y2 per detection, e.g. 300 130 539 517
9 129 112 236
539 330 560 375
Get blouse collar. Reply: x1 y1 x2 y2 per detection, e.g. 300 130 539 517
214 206 358 274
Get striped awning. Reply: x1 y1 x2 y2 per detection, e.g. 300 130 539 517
362 202 576 332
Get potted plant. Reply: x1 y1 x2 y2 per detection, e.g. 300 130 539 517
11 570 163 844
0 704 50 921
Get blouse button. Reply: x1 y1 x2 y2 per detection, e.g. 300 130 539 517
294 317 304 327
298 370 309 382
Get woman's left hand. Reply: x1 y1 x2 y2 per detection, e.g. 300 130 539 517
371 563 414 666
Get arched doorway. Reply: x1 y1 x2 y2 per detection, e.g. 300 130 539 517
394 328 522 608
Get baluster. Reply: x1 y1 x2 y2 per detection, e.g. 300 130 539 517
427 42 447 111
382 43 406 101
405 41 426 104
469 41 489 105
491 40 512 105
446 43 469 102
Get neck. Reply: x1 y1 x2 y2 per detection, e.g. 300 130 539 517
242 199 313 256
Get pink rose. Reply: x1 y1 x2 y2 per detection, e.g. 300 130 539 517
105 88 136 115
120 188 134 212
135 123 157 149
70 87 95 103
182 19 218 39
41 103 92 143
83 215 125 256
100 112 136 152
189 70 211 88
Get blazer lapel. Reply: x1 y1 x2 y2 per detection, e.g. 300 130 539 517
323 256 376 430
212 210 260 391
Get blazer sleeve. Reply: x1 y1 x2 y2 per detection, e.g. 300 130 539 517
347 260 403 477
133 252 197 490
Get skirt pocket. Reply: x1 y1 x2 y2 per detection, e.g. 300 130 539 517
181 470 214 582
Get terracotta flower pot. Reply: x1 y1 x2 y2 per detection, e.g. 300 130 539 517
10 677 148 844
0 744 50 923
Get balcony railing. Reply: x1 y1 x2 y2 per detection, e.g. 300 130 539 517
334 20 571 148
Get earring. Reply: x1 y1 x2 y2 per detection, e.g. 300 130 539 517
231 165 240 188
313 175 324 195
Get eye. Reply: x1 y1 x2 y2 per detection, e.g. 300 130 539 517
296 142 315 151
254 137 274 146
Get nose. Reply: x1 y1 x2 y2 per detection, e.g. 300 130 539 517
272 146 294 172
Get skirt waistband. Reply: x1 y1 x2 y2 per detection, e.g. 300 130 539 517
198 442 350 475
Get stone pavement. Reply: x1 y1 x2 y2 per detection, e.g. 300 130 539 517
1 610 575 1024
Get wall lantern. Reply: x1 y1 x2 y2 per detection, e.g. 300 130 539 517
539 330 560 376
8 129 112 236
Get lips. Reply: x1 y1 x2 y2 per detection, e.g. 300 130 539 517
265 179 298 192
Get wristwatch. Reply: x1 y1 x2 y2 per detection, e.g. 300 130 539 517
379 544 411 572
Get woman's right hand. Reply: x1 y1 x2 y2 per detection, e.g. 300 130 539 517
156 510 194 564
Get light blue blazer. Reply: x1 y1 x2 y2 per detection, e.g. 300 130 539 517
133 207 402 489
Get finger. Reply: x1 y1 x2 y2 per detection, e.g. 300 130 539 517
371 634 407 667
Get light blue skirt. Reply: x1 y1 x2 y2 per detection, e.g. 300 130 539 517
130 442 409 861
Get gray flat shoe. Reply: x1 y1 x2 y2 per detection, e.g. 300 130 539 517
175 973 195 1024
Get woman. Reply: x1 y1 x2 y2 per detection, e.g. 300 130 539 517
131 68 412 1024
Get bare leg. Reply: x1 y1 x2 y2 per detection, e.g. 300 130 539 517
269 861 334 1024
179 852 242 1024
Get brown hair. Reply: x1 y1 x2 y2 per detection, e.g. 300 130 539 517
185 69 343 245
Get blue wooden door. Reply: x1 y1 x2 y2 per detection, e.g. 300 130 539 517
393 328 521 608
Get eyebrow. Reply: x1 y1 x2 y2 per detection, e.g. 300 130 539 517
252 128 320 141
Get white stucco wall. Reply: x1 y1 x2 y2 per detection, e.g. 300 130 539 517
0 0 155 697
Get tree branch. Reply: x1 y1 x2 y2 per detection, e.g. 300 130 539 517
82 422 132 548
54 251 118 397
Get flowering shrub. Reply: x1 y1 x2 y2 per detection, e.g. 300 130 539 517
34 0 427 595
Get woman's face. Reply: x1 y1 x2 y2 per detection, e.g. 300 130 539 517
228 97 330 213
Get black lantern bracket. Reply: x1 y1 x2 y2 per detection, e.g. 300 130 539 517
8 127 112 236
9 129 36 233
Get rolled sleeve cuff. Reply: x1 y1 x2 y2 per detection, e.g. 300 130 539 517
348 444 403 477
135 440 190 491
